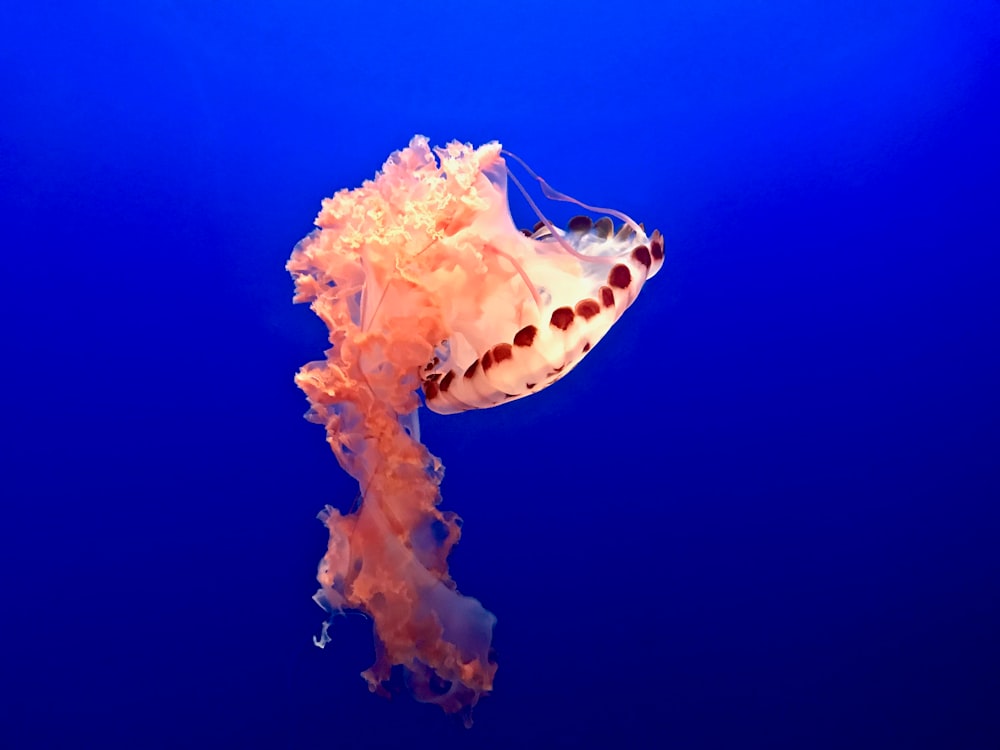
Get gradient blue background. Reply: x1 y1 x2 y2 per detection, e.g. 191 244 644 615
3 2 998 747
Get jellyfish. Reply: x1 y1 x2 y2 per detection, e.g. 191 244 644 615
287 136 662 724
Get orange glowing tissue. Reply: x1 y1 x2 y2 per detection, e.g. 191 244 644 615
287 136 662 723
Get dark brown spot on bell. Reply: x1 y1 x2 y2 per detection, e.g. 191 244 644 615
550 307 575 330
439 371 455 392
594 217 613 239
526 382 536 390
493 343 513 363
520 228 532 237
481 349 495 371
464 360 479 379
575 299 601 320
423 380 439 400
600 286 614 307
632 244 651 269
568 215 592 233
582 342 591 352
650 232 664 261
514 325 537 347
609 264 631 289
533 220 545 232
425 372 441 382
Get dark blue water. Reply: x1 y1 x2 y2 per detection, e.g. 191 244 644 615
3 2 998 747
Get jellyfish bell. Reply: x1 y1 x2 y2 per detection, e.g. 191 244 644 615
416 145 664 414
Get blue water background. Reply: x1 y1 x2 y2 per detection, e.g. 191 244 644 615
2 2 998 747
